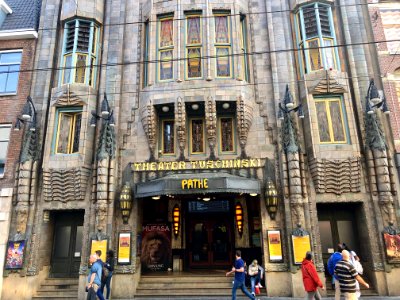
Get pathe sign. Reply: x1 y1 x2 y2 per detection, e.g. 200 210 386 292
181 178 208 190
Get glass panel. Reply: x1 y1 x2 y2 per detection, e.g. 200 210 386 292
220 117 234 152
0 141 9 161
337 220 356 252
91 26 97 55
57 113 72 154
63 55 72 84
216 47 230 77
315 102 331 142
192 222 208 262
329 101 345 142
308 39 322 71
191 119 204 153
74 226 83 255
215 16 229 43
0 52 22 63
75 54 86 83
89 57 95 86
187 48 201 78
0 126 11 140
318 221 334 253
187 17 201 45
213 222 229 261
160 51 173 80
0 66 7 92
162 120 174 154
54 226 71 258
6 65 20 92
72 113 81 153
324 39 335 69
160 19 173 48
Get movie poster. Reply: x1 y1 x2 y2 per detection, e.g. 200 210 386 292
5 240 25 269
267 230 283 262
118 232 131 265
383 233 400 263
292 234 311 265
141 224 172 272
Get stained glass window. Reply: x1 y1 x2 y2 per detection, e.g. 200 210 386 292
75 54 87 83
191 119 204 153
55 110 82 154
187 17 201 44
216 48 230 77
158 17 174 81
240 15 250 82
220 117 234 152
162 120 175 154
214 13 232 78
307 39 322 71
186 15 202 79
215 16 229 43
160 19 173 48
187 48 201 78
315 98 346 143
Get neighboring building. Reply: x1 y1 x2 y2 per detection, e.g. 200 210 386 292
1 0 400 299
0 0 40 297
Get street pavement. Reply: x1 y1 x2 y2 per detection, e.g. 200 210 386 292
126 297 400 300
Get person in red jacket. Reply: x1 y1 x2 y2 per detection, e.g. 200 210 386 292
301 251 325 300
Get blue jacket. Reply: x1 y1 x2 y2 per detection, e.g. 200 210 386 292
327 252 342 277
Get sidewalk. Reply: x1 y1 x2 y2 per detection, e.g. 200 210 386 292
127 297 400 300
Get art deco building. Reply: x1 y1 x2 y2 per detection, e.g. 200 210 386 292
1 0 400 299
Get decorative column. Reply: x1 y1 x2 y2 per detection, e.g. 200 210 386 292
236 95 253 159
175 97 186 161
205 96 217 160
141 99 157 162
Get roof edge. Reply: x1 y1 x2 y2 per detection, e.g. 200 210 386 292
0 0 12 14
0 29 38 40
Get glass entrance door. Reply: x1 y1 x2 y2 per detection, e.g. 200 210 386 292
50 211 84 278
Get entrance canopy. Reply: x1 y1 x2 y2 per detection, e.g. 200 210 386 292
135 172 261 198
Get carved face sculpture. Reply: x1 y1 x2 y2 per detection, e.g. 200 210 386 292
16 209 28 234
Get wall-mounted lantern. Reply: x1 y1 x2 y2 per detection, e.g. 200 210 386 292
173 205 180 237
235 203 244 236
265 179 279 220
119 183 133 224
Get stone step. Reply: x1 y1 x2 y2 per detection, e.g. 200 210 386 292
139 282 234 289
136 289 266 296
33 278 79 300
35 289 77 296
39 283 79 289
42 278 79 285
140 276 232 283
32 296 77 300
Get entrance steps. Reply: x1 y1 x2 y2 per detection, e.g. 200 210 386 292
135 271 266 298
32 278 79 300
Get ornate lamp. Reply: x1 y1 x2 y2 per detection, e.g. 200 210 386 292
235 203 244 236
14 96 37 132
172 205 180 237
366 79 390 115
265 179 279 220
119 183 133 224
91 93 115 127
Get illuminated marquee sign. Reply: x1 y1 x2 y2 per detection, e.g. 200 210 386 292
181 179 208 190
132 158 263 172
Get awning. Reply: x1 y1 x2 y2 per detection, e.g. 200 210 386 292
135 172 261 198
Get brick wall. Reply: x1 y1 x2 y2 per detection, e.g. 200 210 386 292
0 38 37 188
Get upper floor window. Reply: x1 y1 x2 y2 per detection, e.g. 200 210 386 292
214 12 232 78
295 3 339 75
143 20 150 87
158 16 174 81
0 124 11 176
161 119 175 155
0 51 22 94
315 97 347 144
190 118 205 154
186 14 202 79
54 108 82 154
60 19 99 86
239 15 250 82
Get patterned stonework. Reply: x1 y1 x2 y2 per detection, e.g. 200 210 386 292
43 167 91 202
140 99 157 161
205 96 217 160
175 97 186 161
309 158 361 194
306 70 348 95
236 95 253 158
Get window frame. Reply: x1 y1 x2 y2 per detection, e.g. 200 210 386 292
53 107 83 155
218 116 236 154
157 15 175 82
159 118 175 156
185 13 203 80
239 14 250 82
0 124 11 177
295 3 340 75
314 96 348 144
0 50 22 95
143 20 150 87
59 19 100 87
189 117 205 155
213 12 233 79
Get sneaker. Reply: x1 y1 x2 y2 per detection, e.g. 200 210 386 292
257 283 263 288
251 292 255 296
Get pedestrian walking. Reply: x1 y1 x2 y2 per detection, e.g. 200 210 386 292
94 250 105 300
86 254 103 300
327 243 345 300
334 250 369 300
226 250 256 300
101 250 115 300
301 251 324 300
343 243 364 298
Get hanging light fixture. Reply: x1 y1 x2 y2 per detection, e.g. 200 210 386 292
119 183 133 224
235 203 244 236
265 179 279 220
173 205 180 237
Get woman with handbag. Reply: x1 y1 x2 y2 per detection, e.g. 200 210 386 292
301 251 324 300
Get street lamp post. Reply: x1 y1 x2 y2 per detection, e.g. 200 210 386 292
14 96 37 132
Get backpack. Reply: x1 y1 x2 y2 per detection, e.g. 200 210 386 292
101 264 109 283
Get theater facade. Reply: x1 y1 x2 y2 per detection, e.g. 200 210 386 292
2 0 400 299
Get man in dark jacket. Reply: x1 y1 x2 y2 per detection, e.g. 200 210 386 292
301 251 324 300
327 244 344 300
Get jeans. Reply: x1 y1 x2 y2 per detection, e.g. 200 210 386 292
96 287 105 300
101 274 112 299
250 276 257 294
232 280 255 300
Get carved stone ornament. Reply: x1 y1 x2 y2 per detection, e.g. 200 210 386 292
43 167 91 202
175 97 186 161
205 96 217 160
236 95 253 158
96 201 108 232
97 122 116 160
51 84 87 107
309 157 361 194
140 99 157 161
281 113 299 154
15 206 28 235
306 70 347 95
379 192 396 226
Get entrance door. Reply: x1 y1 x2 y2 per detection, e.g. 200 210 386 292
188 218 232 268
50 211 84 278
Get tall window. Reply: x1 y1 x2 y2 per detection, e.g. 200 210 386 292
190 118 205 154
315 97 347 144
161 119 175 154
158 16 174 81
186 14 202 79
54 108 82 154
0 124 11 176
295 3 339 74
60 19 99 86
214 13 232 78
239 15 250 82
143 20 150 87
0 51 22 94
219 117 235 152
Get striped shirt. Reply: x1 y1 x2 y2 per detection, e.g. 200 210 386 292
334 260 358 293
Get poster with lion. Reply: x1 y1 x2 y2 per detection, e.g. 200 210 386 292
141 224 172 272
383 233 400 263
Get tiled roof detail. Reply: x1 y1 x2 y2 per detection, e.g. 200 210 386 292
1 0 41 31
